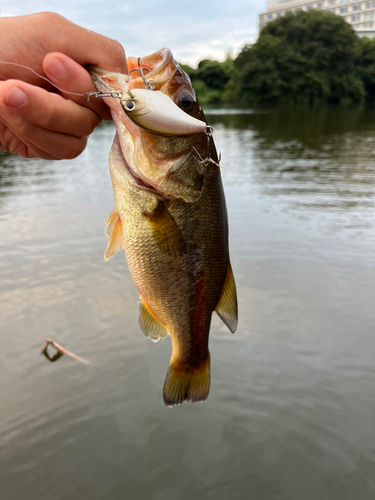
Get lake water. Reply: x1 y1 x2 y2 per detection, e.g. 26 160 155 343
1 107 375 499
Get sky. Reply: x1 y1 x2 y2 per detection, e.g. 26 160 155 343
0 0 265 66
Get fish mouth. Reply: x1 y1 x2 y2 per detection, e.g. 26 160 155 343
89 48 174 93
123 160 158 193
127 48 174 91
110 113 161 196
90 49 203 202
89 52 176 194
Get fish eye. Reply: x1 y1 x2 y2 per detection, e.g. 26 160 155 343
124 100 135 112
177 92 196 113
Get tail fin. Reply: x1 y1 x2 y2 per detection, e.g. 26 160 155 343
163 355 210 407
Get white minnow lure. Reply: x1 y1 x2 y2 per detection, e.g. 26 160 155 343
116 74 207 137
0 61 207 137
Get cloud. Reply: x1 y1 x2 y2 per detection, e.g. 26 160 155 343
0 0 264 65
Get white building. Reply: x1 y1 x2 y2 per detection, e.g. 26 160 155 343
258 0 375 38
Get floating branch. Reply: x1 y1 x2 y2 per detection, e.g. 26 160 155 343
41 338 91 365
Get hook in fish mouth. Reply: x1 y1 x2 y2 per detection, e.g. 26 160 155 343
91 58 157 92
87 61 156 100
128 58 156 90
88 48 173 95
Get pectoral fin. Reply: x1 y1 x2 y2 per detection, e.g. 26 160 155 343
105 208 120 237
143 202 186 255
215 262 238 333
103 212 123 261
139 297 168 342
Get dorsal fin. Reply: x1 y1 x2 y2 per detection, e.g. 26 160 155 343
103 211 122 261
215 262 238 333
139 297 168 342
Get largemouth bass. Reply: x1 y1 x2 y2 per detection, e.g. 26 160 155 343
90 48 237 406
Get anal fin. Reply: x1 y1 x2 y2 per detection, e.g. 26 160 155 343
215 261 238 333
139 297 168 342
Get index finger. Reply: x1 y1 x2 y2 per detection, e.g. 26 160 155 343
32 12 128 74
0 13 128 88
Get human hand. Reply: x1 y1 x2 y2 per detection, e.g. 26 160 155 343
0 12 127 160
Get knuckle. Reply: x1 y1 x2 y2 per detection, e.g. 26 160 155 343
33 11 64 29
0 119 54 159
77 109 101 136
59 137 87 160
42 103 61 130
87 113 101 134
9 136 28 158
42 103 59 131
72 110 100 138
16 118 34 139
37 12 64 24
105 38 126 68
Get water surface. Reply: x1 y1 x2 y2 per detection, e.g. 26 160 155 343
1 108 375 499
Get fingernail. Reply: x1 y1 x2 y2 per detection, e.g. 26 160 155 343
46 58 66 79
5 87 27 108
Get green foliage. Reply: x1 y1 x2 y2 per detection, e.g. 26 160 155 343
190 79 222 105
195 59 231 91
180 58 233 105
357 37 375 105
180 11 375 107
179 63 197 79
231 10 364 106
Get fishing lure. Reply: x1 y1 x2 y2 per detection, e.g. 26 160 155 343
0 60 215 155
89 64 208 137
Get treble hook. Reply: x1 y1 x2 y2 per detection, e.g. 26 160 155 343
128 58 156 90
193 145 224 171
192 126 225 170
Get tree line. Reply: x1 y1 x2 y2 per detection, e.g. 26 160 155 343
181 10 375 107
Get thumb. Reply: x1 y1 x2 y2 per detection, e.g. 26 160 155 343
43 52 113 121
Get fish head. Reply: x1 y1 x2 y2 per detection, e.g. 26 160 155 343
90 48 214 203
126 49 202 116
